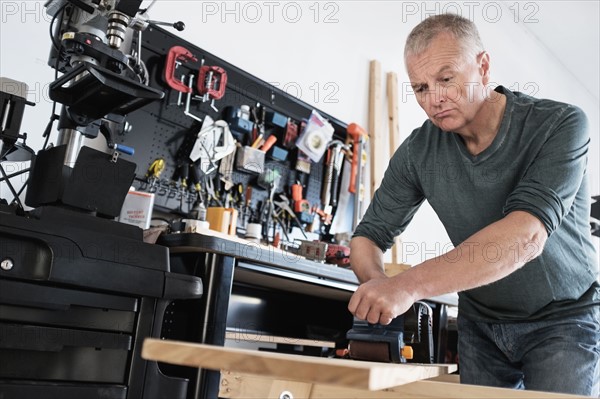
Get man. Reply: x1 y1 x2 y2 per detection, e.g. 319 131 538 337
349 13 599 396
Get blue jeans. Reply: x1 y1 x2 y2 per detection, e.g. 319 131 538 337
458 305 600 396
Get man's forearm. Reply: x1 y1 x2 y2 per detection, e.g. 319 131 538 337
349 236 388 283
348 212 547 325
399 211 547 302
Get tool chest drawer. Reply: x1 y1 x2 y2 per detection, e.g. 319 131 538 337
0 279 137 332
0 323 131 383
0 279 136 384
0 380 127 399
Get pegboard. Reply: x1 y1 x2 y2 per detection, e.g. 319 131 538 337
118 25 348 229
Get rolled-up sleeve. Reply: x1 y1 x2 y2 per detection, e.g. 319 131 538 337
353 136 425 252
503 105 590 236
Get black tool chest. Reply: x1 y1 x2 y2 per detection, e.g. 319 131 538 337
0 206 202 399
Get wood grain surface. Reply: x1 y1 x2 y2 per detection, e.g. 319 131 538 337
142 338 456 391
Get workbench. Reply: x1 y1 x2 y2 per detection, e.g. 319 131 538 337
157 228 458 399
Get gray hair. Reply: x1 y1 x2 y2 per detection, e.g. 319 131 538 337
404 14 484 62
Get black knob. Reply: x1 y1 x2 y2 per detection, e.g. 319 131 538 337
173 21 185 31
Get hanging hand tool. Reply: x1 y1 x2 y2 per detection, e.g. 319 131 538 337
347 123 369 229
290 182 310 215
164 46 197 93
250 105 266 144
218 143 237 191
274 194 308 239
241 185 253 228
189 163 202 192
271 211 290 242
245 185 253 210
291 182 303 203
283 119 299 149
198 65 227 100
204 175 223 207
189 116 236 175
146 158 166 180
189 191 207 222
198 64 227 112
322 140 348 208
260 182 277 243
232 182 244 220
250 134 264 149
183 74 203 123
259 134 277 152
347 123 369 194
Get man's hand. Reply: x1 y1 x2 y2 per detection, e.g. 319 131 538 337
347 275 416 325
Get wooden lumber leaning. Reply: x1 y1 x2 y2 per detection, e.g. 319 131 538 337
368 60 384 196
142 339 455 391
386 70 403 265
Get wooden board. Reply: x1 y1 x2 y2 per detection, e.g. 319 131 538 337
142 339 456 391
369 60 384 196
386 72 401 153
386 71 403 265
219 372 588 399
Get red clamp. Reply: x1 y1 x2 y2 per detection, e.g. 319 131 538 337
164 46 198 93
198 65 227 100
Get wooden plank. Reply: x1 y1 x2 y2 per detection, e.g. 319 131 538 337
369 60 384 196
385 379 588 398
386 72 401 152
426 373 460 383
225 331 335 348
386 71 403 265
142 339 456 391
220 372 397 398
220 370 267 398
220 372 588 399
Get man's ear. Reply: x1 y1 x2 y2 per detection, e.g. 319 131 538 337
479 51 491 84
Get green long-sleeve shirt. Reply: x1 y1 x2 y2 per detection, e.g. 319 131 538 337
353 86 599 321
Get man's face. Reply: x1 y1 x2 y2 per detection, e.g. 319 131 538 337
406 33 489 133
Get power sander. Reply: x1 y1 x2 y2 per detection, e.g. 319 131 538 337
344 302 434 363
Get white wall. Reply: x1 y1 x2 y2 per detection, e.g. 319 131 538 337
1 1 598 264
